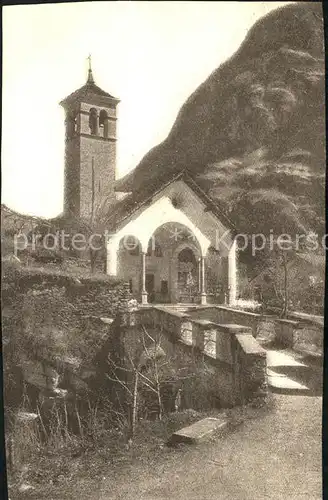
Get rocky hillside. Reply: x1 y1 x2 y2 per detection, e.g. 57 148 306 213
117 2 325 236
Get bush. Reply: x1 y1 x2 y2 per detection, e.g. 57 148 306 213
30 248 64 264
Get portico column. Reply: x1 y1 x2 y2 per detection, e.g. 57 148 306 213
200 256 207 305
228 238 237 306
106 238 118 276
198 258 201 292
141 251 148 305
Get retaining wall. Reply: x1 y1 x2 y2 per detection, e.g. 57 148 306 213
122 306 267 407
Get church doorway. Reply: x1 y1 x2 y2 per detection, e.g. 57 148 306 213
176 247 199 303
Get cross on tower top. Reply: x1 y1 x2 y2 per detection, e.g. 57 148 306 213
87 54 95 84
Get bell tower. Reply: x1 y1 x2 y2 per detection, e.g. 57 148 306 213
60 58 120 220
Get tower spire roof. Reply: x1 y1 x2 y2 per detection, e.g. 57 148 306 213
59 57 120 107
87 54 95 84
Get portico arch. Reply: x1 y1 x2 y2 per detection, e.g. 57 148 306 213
107 194 211 257
172 241 201 260
140 214 210 257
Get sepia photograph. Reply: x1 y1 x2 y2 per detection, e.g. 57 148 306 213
1 2 325 499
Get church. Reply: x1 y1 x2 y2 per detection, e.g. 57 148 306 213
60 63 238 307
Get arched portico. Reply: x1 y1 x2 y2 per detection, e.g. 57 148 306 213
147 223 208 305
105 192 237 305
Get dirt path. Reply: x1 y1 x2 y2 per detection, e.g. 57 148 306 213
91 394 321 500
20 393 321 500
92 349 322 500
17 348 322 500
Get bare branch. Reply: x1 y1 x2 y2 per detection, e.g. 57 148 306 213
137 370 156 388
139 378 158 394
142 325 155 343
107 356 133 373
105 373 133 397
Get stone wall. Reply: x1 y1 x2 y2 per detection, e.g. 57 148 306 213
189 305 299 347
189 306 263 337
2 263 132 415
234 334 267 404
121 306 267 407
79 134 116 219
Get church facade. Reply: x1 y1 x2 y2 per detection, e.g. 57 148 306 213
60 65 238 306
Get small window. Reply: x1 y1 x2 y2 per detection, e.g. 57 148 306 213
89 108 98 135
129 279 133 293
99 109 108 137
129 245 140 256
123 235 140 256
126 237 140 256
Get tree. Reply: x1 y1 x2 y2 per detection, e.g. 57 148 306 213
196 145 324 318
106 324 169 439
252 243 296 318
105 320 212 441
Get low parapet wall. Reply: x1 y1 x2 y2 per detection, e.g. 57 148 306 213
267 307 323 328
188 305 261 338
124 306 267 406
234 334 267 404
188 305 299 348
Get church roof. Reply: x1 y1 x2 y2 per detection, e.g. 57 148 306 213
60 67 119 107
108 170 237 234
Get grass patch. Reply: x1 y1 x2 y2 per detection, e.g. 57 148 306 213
7 400 274 500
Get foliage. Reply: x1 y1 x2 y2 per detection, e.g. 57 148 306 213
199 147 324 238
244 245 325 316
29 248 64 264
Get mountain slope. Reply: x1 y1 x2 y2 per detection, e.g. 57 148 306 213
117 2 324 235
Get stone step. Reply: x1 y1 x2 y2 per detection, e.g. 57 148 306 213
267 369 310 391
169 416 228 445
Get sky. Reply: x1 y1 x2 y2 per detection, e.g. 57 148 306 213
2 1 291 218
